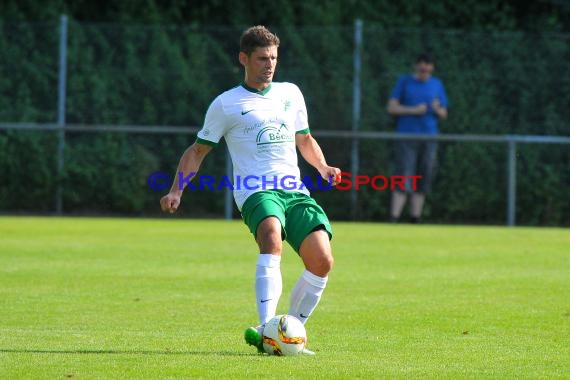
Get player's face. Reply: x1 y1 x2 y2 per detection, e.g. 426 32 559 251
241 45 278 89
414 61 434 81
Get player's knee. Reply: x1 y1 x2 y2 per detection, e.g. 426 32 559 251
256 227 282 253
307 252 334 277
260 237 282 254
256 217 283 254
319 253 334 275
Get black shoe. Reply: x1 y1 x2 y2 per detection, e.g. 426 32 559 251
409 216 421 224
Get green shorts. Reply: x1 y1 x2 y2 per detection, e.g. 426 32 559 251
241 190 333 253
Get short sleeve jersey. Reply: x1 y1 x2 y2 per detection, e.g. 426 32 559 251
390 74 448 134
196 82 311 210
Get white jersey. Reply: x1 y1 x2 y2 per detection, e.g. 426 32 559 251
196 82 311 210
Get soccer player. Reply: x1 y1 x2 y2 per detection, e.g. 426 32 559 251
160 25 340 354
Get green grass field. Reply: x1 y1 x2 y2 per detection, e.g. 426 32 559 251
0 217 568 379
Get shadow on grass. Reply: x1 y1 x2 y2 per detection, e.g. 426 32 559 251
0 348 254 356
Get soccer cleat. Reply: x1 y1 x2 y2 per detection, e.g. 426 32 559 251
301 347 316 355
244 325 265 354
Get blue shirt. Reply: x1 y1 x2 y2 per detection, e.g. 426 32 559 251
390 74 448 134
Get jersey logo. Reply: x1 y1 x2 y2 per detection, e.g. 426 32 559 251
256 123 294 146
241 109 254 115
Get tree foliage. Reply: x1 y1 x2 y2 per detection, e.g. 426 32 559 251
1 0 568 31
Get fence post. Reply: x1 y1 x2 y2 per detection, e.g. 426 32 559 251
506 138 517 226
55 15 68 215
350 19 363 219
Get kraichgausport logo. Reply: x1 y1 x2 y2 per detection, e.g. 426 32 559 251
147 172 421 192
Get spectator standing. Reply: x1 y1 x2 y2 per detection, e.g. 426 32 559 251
387 53 448 223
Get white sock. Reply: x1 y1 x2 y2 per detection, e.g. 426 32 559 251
288 270 328 324
410 193 426 218
390 191 407 219
255 254 282 325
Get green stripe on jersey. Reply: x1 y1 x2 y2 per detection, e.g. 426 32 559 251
195 137 218 147
241 82 272 96
296 128 310 134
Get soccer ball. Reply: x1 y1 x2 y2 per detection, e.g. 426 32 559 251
262 314 307 356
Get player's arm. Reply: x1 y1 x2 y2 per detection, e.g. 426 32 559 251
295 133 341 185
160 142 213 213
387 98 427 116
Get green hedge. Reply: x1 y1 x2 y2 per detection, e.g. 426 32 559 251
0 21 568 225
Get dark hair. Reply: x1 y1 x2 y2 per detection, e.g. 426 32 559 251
240 25 280 55
416 52 434 64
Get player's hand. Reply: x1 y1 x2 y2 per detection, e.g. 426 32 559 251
160 192 181 214
415 103 428 115
319 166 342 186
432 98 441 110
432 98 445 115
431 98 447 119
